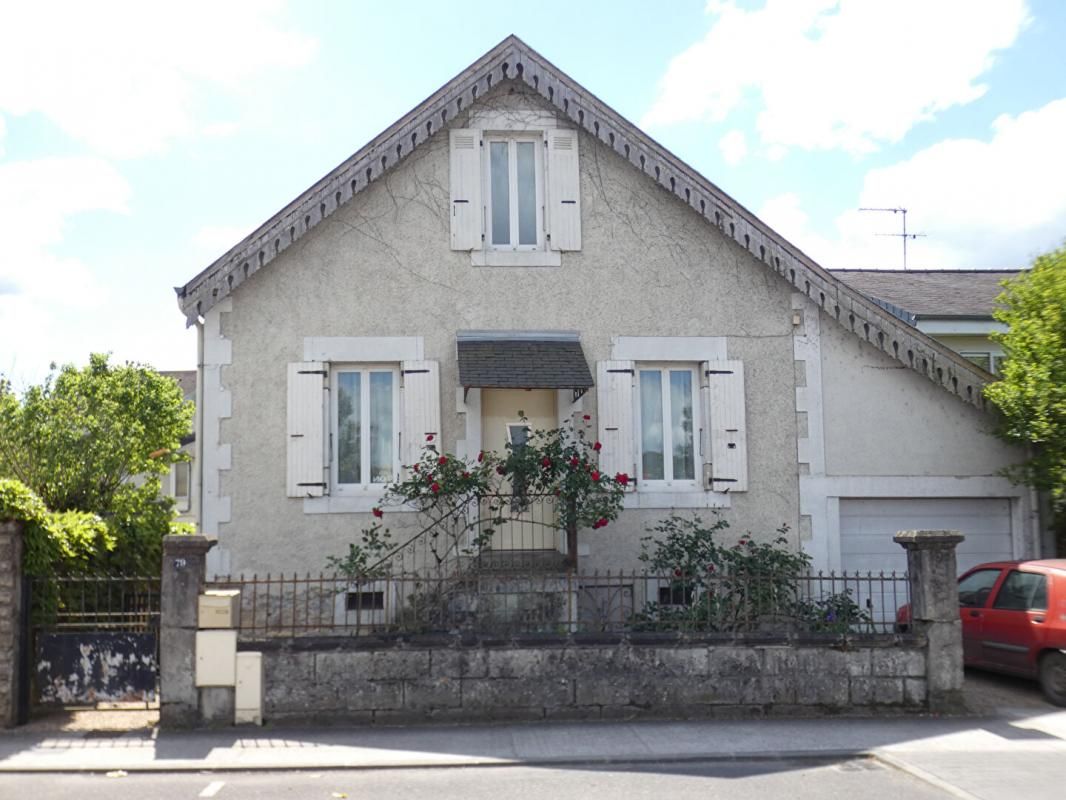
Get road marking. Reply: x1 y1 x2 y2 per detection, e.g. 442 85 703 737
199 780 226 797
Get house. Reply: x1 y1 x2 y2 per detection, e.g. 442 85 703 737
832 269 1020 375
159 369 196 524
174 36 1045 582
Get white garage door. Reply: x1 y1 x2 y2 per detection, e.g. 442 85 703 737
840 497 1014 577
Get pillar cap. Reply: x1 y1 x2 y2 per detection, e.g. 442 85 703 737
163 534 217 556
893 529 965 548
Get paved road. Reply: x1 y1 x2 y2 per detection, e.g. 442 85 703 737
0 758 950 800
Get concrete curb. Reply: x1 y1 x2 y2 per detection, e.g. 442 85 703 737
0 748 877 774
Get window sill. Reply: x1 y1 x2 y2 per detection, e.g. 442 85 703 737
304 491 395 515
471 250 561 267
623 490 731 510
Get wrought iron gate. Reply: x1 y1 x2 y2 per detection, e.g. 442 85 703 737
23 575 160 708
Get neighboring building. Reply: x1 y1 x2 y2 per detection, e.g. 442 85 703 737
159 369 196 523
174 37 1044 580
831 269 1020 375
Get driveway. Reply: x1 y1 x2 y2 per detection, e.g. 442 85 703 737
962 667 1058 715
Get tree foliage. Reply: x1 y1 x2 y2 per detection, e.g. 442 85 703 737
985 244 1066 518
0 354 194 574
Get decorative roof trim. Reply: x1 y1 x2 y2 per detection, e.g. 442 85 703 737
175 35 994 410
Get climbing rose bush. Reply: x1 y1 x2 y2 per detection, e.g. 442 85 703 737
329 416 628 577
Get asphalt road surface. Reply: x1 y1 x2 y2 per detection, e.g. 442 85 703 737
0 758 952 799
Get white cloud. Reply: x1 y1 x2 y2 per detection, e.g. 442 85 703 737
757 98 1066 269
719 129 748 165
192 224 259 259
0 1 317 158
0 157 130 382
644 0 1030 155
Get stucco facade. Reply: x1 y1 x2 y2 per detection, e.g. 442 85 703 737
179 41 1038 578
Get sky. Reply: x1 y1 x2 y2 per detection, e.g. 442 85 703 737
2 0 1065 388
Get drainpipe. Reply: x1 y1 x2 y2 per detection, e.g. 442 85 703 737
193 320 205 533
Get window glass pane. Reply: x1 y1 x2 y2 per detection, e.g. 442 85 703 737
337 372 361 484
507 424 530 450
174 461 189 499
640 370 664 481
992 571 1048 611
958 568 1000 607
670 370 695 480
369 372 393 484
962 352 992 372
490 142 510 245
516 141 537 245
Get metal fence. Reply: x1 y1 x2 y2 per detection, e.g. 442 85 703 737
27 574 161 632
205 568 909 640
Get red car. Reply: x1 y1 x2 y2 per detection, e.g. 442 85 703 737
897 559 1066 706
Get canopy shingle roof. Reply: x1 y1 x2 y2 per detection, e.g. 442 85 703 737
457 334 593 389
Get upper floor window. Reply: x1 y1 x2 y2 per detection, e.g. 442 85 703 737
449 127 581 261
487 136 544 250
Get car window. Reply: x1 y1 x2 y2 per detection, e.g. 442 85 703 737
958 569 1001 607
992 571 1048 611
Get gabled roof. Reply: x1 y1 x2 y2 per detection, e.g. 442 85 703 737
832 269 1020 319
175 35 994 410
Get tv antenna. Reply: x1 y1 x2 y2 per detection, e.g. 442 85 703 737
858 207 926 270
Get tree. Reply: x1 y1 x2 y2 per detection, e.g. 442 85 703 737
985 243 1066 554
0 353 194 574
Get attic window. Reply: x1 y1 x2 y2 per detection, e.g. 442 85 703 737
487 135 543 250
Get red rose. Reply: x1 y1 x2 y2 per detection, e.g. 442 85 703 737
570 456 580 467
496 466 506 475
431 482 441 494
477 451 485 462
674 568 683 577
438 456 448 466
593 441 602 452
614 472 629 486
706 564 716 573
591 470 600 482
738 539 748 546
413 463 420 473
582 414 591 421
462 471 470 479
591 519 601 529
596 517 608 529
425 434 434 442
541 456 552 468
372 507 384 518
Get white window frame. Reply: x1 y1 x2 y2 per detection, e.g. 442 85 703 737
330 364 401 496
634 362 701 492
171 460 191 513
483 132 545 252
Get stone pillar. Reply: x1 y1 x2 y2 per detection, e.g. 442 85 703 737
160 534 215 728
0 520 24 728
894 529 965 713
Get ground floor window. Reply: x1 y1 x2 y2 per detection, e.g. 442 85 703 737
333 366 399 489
636 364 699 488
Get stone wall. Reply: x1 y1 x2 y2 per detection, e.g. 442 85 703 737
0 520 24 728
252 634 928 724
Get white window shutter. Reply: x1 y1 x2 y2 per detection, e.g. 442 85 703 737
287 362 327 498
401 360 441 470
703 360 748 492
449 129 482 250
596 360 635 487
546 128 581 251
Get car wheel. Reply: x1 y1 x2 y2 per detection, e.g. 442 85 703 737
1039 651 1066 707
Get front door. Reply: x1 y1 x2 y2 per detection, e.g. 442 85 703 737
481 388 558 550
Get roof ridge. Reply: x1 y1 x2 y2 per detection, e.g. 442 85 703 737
175 37 995 411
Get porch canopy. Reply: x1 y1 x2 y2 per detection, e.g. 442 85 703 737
456 331 594 394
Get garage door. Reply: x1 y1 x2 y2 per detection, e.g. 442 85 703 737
840 497 1014 576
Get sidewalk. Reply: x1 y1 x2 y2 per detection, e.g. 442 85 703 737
2 708 1066 798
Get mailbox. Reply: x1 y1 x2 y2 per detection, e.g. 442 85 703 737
198 589 240 629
